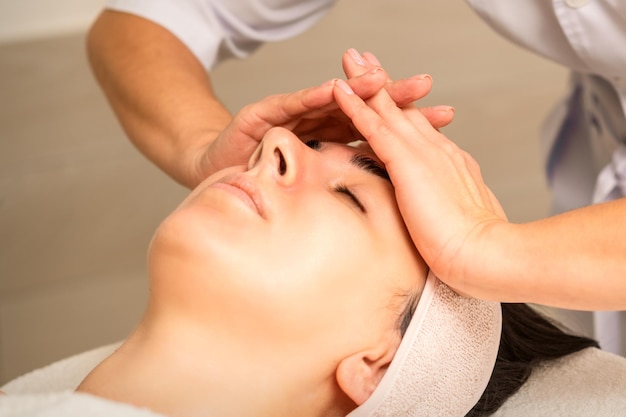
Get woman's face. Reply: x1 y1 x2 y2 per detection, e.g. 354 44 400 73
148 127 427 365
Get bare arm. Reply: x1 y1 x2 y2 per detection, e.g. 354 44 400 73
473 200 626 310
87 10 231 188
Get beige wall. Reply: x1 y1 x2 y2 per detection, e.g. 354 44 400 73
0 0 105 44
2 0 586 385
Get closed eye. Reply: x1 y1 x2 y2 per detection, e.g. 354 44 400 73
334 184 366 213
305 139 367 213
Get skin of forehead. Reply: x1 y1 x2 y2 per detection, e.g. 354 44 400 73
349 140 375 155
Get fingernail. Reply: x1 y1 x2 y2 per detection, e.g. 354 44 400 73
335 79 354 95
348 48 366 66
363 52 381 66
412 74 432 83
433 105 455 113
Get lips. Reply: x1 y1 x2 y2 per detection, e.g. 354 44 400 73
212 174 266 218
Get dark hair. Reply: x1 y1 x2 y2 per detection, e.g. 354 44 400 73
466 303 599 416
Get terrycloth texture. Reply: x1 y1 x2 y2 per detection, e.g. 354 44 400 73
0 342 167 416
348 272 502 417
1 342 122 394
492 347 626 416
0 391 165 417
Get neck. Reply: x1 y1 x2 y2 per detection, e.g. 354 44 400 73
77 311 348 417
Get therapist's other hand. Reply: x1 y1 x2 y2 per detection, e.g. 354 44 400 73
332 78 507 293
198 51 451 185
200 73 382 179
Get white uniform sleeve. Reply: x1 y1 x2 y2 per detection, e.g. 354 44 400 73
106 0 337 70
466 0 626 83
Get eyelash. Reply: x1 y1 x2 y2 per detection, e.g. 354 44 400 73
305 139 366 213
334 184 366 213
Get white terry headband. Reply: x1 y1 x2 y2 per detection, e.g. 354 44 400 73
347 271 502 417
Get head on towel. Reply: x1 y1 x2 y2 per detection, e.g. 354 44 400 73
78 129 501 417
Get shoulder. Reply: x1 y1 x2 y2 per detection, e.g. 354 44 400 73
492 348 626 416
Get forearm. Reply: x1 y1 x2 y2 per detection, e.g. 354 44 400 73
87 10 231 188
469 199 626 310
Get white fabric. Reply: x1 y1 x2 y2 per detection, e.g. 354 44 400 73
0 392 165 417
465 0 626 81
1 343 122 395
0 342 166 417
465 0 626 204
467 0 626 357
491 348 626 416
106 0 337 69
592 145 626 203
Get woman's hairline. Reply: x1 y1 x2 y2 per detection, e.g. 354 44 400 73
397 290 421 338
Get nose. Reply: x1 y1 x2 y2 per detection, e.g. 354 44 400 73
247 127 303 186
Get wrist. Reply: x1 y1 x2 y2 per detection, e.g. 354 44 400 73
177 129 224 189
445 219 524 302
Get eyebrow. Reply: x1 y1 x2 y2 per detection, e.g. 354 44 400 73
310 140 391 182
349 153 391 182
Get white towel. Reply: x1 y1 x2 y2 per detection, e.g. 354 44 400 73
0 391 165 417
2 342 121 395
492 348 626 416
0 342 166 417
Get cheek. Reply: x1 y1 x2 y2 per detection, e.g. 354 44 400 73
267 202 374 282
254 212 387 328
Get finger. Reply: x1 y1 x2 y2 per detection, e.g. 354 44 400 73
360 77 429 134
365 79 439 136
346 67 388 100
384 74 433 107
418 105 455 129
332 79 383 137
349 67 437 138
362 51 381 66
282 68 390 127
342 48 434 108
241 80 336 131
342 48 378 79
332 79 409 162
342 49 391 100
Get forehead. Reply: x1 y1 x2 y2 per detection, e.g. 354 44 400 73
350 140 377 155
331 140 379 160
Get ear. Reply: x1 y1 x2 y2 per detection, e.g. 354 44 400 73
335 347 396 406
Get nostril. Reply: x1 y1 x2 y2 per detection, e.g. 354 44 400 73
275 148 287 175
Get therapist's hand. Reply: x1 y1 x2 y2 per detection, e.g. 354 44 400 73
199 49 454 182
341 49 454 130
332 78 507 293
